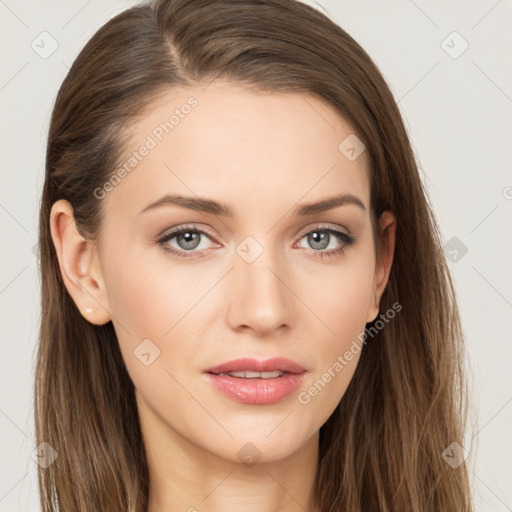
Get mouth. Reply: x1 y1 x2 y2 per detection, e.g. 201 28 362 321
203 357 307 405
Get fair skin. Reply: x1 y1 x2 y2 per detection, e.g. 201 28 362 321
50 81 396 512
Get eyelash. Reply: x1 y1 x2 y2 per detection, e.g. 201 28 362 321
156 223 356 260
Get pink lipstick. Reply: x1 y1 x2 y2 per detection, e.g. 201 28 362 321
204 357 307 405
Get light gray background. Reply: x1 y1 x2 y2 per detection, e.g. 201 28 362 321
1 0 511 510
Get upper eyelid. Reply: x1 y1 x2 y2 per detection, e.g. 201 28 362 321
159 224 218 243
296 223 350 237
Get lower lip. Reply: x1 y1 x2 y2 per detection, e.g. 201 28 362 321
204 372 306 405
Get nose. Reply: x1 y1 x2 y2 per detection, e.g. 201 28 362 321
226 243 292 336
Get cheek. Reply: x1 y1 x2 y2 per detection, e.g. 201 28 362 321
102 246 200 409
103 245 184 336
294 253 375 416
102 244 211 379
297 250 375 341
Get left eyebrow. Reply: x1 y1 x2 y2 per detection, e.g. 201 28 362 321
138 192 366 217
294 193 367 215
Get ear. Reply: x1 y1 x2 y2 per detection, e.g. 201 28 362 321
366 210 396 323
49 199 111 325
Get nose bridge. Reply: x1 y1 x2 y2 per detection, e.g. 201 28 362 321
227 234 291 333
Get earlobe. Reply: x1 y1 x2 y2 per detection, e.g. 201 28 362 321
366 210 397 323
49 199 112 325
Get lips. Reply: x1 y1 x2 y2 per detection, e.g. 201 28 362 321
203 357 307 405
205 357 306 375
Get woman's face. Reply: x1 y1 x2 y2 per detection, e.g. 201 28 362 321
54 81 395 464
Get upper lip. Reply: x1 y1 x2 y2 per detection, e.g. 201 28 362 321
205 357 306 375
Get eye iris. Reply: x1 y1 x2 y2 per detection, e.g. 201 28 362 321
177 231 201 250
308 231 329 250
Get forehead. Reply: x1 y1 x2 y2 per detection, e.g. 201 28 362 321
105 80 370 219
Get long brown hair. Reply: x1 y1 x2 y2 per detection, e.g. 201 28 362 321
35 0 474 510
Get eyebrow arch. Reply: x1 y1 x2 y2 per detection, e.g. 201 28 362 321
294 193 366 215
139 193 366 217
